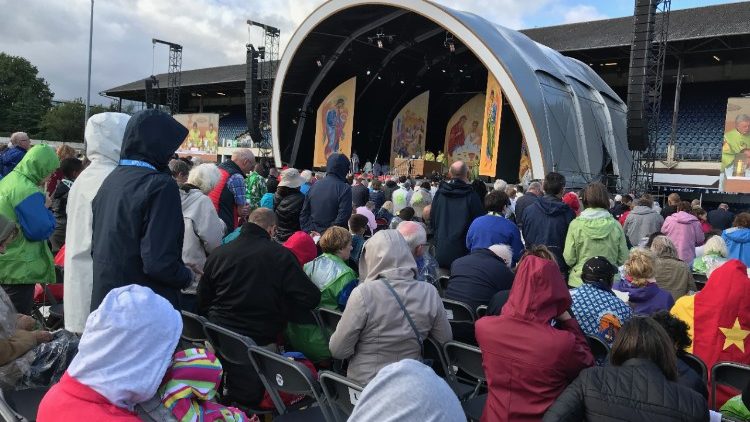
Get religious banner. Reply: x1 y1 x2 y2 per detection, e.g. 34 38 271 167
444 94 485 167
314 77 356 168
479 74 502 176
391 91 429 167
519 139 532 185
173 113 220 162
719 97 750 193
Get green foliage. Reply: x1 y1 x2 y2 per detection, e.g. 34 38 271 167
40 98 111 142
0 53 54 137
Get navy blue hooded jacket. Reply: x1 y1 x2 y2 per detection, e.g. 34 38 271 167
90 109 192 310
300 154 352 233
520 194 575 275
430 179 483 268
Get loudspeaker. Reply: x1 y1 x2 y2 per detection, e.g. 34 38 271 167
144 75 159 110
626 0 658 151
245 45 260 142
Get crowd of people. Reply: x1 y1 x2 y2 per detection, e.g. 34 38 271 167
1 109 750 421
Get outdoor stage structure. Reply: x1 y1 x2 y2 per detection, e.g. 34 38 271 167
271 0 633 188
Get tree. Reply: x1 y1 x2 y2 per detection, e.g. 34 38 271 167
40 98 110 142
0 53 54 137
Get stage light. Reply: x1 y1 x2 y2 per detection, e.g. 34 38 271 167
377 75 382 80
216 92 226 96
459 69 464 73
377 39 383 49
713 55 721 62
316 59 323 67
366 69 371 75
441 69 446 73
604 62 617 66
444 32 455 53
400 80 405 84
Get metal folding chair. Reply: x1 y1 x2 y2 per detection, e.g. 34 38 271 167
318 370 364 422
443 341 486 421
441 298 476 322
711 361 750 410
180 311 208 346
681 352 708 384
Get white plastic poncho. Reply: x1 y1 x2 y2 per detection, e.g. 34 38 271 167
63 112 130 333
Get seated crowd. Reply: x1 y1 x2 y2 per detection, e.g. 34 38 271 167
1 110 750 421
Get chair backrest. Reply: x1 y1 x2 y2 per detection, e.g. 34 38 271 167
438 276 450 292
476 305 488 318
444 341 485 382
424 336 449 377
711 362 750 410
319 370 364 422
318 308 343 335
248 346 332 419
180 311 208 344
441 298 475 322
203 322 256 367
682 352 708 384
585 334 610 361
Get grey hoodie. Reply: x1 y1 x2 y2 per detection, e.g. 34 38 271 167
623 205 664 246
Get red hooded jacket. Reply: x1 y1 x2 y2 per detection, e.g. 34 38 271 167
283 231 318 266
475 256 594 421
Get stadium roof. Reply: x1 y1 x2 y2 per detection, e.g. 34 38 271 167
103 1 750 97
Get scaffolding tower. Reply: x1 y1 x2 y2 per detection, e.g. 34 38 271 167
247 20 280 153
152 38 183 115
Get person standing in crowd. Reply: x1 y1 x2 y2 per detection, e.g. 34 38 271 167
521 172 576 275
651 311 708 399
445 244 515 312
363 160 373 175
708 203 735 231
431 161 483 268
168 159 190 185
299 169 313 196
45 145 77 197
623 194 664 247
563 191 581 216
0 145 58 315
301 153 352 233
37 285 182 421
609 194 625 219
90 109 194 310
569 256 632 345
722 213 750 267
693 206 712 234
259 176 278 209
514 181 541 233
649 235 696 301
209 149 255 235
351 150 360 173
329 230 452 385
616 194 633 225
564 183 629 287
544 316 708 422
369 179 385 211
64 112 130 334
273 168 306 242
410 181 433 221
383 176 399 202
473 179 489 205
661 201 704 263
199 208 320 405
356 201 377 235
178 164 225 312
283 231 318 266
352 176 370 208
349 214 369 266
661 193 681 218
392 178 413 215
614 248 674 315
245 163 267 210
396 221 438 287
0 132 31 178
49 157 83 254
466 190 524 266
476 255 594 421
693 235 728 275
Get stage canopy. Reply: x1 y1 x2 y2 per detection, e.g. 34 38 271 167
272 0 632 186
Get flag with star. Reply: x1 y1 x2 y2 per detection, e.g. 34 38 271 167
689 260 750 406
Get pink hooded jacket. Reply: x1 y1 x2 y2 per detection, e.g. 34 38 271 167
661 211 704 263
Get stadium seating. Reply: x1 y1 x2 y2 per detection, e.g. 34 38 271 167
218 114 248 146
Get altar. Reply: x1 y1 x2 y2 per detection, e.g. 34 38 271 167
393 158 444 177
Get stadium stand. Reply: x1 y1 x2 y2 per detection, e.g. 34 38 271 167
218 113 248 145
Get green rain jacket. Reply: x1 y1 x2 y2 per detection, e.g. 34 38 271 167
564 208 629 287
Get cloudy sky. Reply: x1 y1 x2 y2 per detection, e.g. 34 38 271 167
1 0 743 103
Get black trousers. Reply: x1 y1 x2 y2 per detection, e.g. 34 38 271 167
2 284 35 315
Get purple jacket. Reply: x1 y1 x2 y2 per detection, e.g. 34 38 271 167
613 279 675 315
661 211 704 264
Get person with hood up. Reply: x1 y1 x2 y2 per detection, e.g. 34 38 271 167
520 172 576 276
0 132 31 178
329 230 452 385
613 248 674 315
564 182 629 287
273 168 306 242
623 194 664 247
90 109 195 310
661 201 704 264
37 284 182 421
430 161 484 268
300 153 352 233
649 235 696 301
475 255 594 421
283 231 318 266
49 157 83 254
563 191 581 216
723 212 750 267
409 181 432 220
64 112 130 334
466 190 524 266
0 144 59 314
392 177 413 215
347 359 465 422
179 164 225 312
693 234 729 276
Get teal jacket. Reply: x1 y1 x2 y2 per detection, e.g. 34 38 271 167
564 208 629 287
0 145 59 284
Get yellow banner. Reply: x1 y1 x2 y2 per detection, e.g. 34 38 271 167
444 94 485 168
479 74 502 176
391 91 429 167
314 77 356 168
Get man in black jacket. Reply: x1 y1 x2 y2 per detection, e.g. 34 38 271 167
91 109 194 310
300 153 352 233
514 181 541 234
198 208 321 405
430 161 484 268
708 203 735 231
351 176 369 208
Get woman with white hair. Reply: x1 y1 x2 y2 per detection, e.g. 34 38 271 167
179 164 225 311
693 234 728 276
650 235 697 301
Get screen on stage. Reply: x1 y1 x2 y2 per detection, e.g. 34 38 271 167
174 113 220 161
719 97 750 193
444 94 485 168
391 91 429 167
314 77 356 168
479 74 502 176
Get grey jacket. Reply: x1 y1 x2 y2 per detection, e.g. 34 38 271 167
654 256 697 301
623 206 664 246
329 230 452 385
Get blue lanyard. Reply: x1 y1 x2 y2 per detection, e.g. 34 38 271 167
119 159 156 171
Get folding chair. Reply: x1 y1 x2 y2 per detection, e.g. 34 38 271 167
585 334 610 365
248 346 333 422
180 311 208 346
31 282 64 331
443 341 486 421
475 305 488 319
424 337 474 399
711 362 750 410
318 371 364 422
1 387 51 422
317 308 343 335
438 276 450 294
441 298 475 322
681 352 708 384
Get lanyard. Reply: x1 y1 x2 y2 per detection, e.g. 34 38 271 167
119 159 156 171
